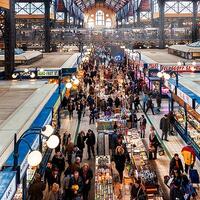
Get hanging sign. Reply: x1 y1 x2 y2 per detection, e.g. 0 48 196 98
37 70 59 77
160 65 200 72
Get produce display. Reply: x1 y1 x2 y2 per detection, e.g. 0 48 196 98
95 156 113 200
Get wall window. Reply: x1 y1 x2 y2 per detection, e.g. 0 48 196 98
105 18 112 28
96 10 104 25
88 18 95 28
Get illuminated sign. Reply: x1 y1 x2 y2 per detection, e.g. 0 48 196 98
37 70 59 77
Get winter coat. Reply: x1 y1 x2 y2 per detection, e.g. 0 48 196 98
86 132 96 146
114 153 126 173
76 135 85 150
170 186 184 200
69 176 83 198
28 180 46 200
169 157 184 174
48 191 60 200
160 117 169 132
149 134 160 148
79 168 93 191
52 156 65 172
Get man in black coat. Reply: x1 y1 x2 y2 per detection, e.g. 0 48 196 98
86 129 96 160
160 114 169 141
169 153 184 175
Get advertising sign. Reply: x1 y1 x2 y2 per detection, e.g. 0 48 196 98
37 70 59 77
177 88 193 108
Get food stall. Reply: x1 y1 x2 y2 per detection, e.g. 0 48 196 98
95 156 113 200
165 79 200 160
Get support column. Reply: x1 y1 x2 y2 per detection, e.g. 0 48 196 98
192 0 198 42
158 0 165 49
44 0 51 52
64 11 68 28
137 9 140 26
151 0 154 27
4 0 15 79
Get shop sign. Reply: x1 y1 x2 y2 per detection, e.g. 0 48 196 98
160 65 200 72
177 88 193 107
165 80 175 93
20 135 40 179
37 70 59 77
1 175 16 200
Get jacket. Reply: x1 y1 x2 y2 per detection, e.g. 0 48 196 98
52 156 65 172
169 157 183 174
86 133 96 146
79 168 93 190
114 153 126 172
69 176 83 198
170 186 184 200
77 135 85 150
160 117 169 132
48 191 60 200
28 180 46 200
181 146 196 166
149 134 160 148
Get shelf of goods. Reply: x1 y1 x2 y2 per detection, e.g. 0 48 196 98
175 108 200 147
95 156 113 200
97 115 127 131
125 130 159 196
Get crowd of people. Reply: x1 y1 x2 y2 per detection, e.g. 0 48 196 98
28 48 199 200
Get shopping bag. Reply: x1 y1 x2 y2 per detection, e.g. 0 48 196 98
164 175 173 187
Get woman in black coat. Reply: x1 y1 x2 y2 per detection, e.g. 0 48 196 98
76 131 86 161
79 163 93 200
114 146 127 183
149 126 160 160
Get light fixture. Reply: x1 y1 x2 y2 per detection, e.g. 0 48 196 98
157 72 163 78
177 61 182 66
164 73 170 80
191 66 196 71
41 125 54 137
24 68 29 73
30 72 35 79
39 68 44 72
74 78 79 85
12 73 18 79
66 82 72 89
27 150 42 167
46 135 59 149
192 61 196 66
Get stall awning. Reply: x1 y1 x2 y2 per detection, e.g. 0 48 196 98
0 171 16 200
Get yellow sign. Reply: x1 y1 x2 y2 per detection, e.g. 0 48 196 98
0 0 9 9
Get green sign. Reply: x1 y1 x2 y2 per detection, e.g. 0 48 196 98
37 70 59 77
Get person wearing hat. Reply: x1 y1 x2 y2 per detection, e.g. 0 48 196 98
28 173 46 200
79 163 93 200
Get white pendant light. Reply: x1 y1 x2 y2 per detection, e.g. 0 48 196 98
27 150 42 167
46 135 59 149
41 125 54 137
66 82 72 89
73 79 79 85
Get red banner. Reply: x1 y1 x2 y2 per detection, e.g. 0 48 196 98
139 0 150 12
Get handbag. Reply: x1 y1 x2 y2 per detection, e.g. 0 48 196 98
158 148 165 156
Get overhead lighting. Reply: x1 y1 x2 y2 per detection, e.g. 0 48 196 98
177 61 182 66
66 82 72 89
12 73 18 79
74 78 80 85
24 68 29 73
41 125 54 137
157 72 163 78
27 150 42 167
192 61 196 66
46 135 60 149
30 72 35 79
39 68 44 72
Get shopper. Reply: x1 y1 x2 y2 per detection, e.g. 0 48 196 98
160 114 169 141
149 126 160 160
28 173 46 200
169 153 184 175
62 172 73 200
49 168 61 187
69 171 83 199
145 95 154 115
130 179 146 200
181 145 196 174
52 151 65 174
79 163 93 200
138 115 147 138
114 96 121 108
76 102 83 122
86 129 95 160
68 101 75 119
76 131 86 161
66 141 74 165
168 111 175 135
170 180 184 200
71 157 81 173
134 94 140 112
114 146 127 183
44 161 53 191
48 183 60 200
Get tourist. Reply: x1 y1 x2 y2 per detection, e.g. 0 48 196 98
52 151 65 175
130 179 146 200
28 173 46 200
145 95 154 115
86 129 96 160
48 183 60 200
169 153 183 175
68 100 75 119
138 115 147 138
149 126 160 160
76 131 86 161
79 163 93 200
114 146 127 183
44 161 53 191
69 171 83 199
160 114 169 141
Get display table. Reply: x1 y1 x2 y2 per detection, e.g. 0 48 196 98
95 156 113 200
